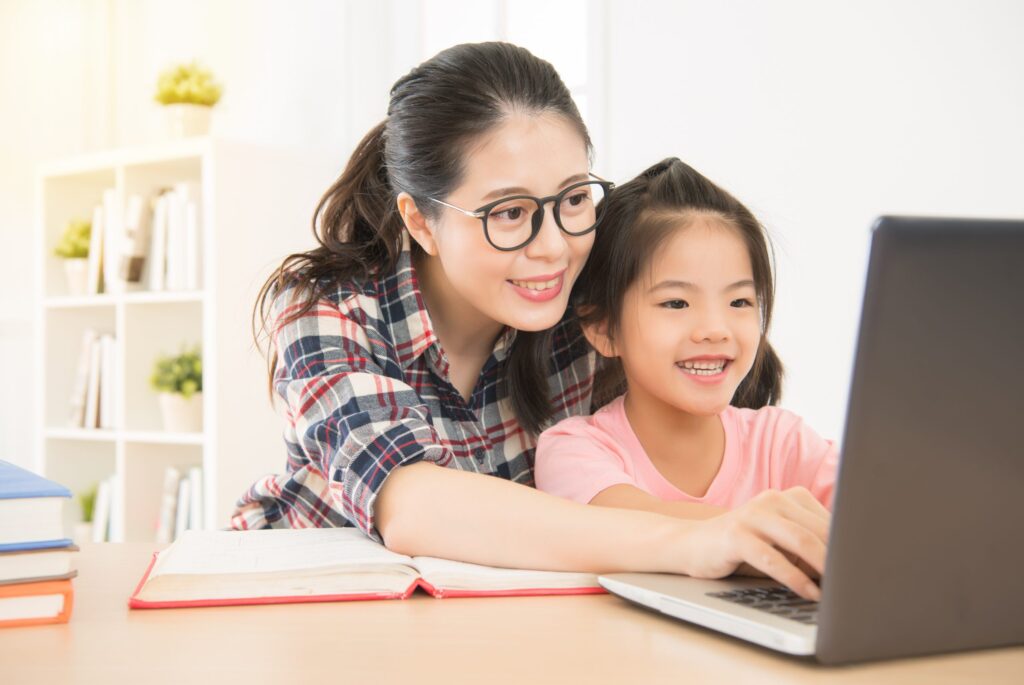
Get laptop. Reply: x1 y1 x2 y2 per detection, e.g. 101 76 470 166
599 216 1024 665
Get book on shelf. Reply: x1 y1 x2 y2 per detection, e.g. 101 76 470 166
119 193 150 289
102 188 123 294
154 465 203 544
174 476 191 541
0 578 74 628
0 460 72 553
85 204 104 295
0 545 79 586
162 182 201 292
129 528 603 610
89 473 124 544
97 334 117 429
154 466 180 545
76 332 115 430
148 192 169 291
68 329 98 427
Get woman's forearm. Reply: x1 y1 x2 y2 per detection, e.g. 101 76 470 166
590 484 727 520
375 462 695 575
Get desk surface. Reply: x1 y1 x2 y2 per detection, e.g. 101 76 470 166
1 543 1021 684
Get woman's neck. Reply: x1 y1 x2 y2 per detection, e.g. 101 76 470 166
414 250 505 364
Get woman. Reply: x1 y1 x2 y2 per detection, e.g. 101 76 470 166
233 42 827 600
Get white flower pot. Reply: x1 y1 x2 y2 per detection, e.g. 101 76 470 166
73 521 94 546
159 392 203 433
164 103 212 138
63 258 89 296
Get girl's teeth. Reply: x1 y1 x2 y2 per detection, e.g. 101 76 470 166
678 360 727 375
511 277 559 291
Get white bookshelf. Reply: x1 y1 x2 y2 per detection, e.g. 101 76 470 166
34 137 326 542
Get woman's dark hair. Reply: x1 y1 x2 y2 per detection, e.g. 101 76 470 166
255 42 591 434
574 157 784 410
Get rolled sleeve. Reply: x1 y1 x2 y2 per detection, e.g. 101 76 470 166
233 293 451 541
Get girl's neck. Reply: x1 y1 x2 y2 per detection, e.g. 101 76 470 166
622 387 725 498
414 250 505 361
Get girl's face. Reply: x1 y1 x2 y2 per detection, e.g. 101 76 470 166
611 216 762 417
420 112 594 332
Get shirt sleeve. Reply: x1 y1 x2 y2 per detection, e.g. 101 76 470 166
234 288 451 541
534 416 635 505
768 409 839 509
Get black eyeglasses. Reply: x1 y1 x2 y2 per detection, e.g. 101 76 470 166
429 175 615 251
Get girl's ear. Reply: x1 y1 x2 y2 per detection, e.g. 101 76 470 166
397 192 438 256
580 318 618 358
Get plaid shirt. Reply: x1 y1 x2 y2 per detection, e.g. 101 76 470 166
231 244 595 541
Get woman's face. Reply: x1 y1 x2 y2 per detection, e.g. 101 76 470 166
424 112 595 332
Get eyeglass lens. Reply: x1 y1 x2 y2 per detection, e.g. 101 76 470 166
484 181 607 250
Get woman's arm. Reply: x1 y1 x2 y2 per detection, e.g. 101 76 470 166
590 483 727 520
376 462 828 600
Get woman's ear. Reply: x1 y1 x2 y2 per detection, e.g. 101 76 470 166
397 192 438 256
580 317 618 358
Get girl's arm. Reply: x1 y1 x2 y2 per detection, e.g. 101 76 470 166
376 462 828 600
590 483 726 520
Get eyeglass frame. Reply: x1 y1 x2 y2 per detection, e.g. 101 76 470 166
428 174 615 252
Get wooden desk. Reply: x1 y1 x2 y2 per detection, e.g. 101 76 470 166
2 544 1021 684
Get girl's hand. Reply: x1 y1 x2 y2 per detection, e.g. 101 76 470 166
679 487 830 600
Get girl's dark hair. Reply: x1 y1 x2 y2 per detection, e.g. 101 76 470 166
255 42 591 434
574 157 784 410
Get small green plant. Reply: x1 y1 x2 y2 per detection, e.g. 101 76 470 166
154 61 223 106
79 482 98 523
150 345 203 398
54 219 91 259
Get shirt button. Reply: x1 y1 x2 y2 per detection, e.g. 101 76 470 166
473 448 486 463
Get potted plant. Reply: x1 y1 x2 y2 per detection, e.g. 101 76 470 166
75 482 98 544
150 345 203 433
54 218 91 296
154 61 223 138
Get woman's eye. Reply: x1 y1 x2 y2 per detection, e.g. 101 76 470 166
661 300 689 309
731 298 754 308
494 207 524 221
565 191 589 207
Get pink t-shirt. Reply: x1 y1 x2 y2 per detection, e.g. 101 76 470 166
535 395 838 509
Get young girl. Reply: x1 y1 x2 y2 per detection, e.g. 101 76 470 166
234 45 827 600
536 158 837 526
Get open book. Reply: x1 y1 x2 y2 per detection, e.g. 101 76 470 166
129 528 603 609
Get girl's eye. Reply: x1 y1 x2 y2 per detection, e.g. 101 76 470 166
731 298 754 308
661 300 689 309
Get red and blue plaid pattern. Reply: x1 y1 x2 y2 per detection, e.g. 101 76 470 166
231 245 595 541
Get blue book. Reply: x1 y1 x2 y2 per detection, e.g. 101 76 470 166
0 460 73 552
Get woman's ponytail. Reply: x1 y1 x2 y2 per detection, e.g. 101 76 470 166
253 120 402 396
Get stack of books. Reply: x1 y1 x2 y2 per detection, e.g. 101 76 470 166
0 460 78 627
84 183 202 297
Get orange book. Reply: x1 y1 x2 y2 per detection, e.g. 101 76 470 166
0 579 73 628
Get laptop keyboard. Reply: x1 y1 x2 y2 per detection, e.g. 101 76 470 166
707 587 819 625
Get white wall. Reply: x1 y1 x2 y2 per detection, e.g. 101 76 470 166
4 0 1022 474
601 0 1024 440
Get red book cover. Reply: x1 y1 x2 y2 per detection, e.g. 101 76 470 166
128 551 604 610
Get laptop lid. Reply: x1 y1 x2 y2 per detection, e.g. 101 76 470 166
816 216 1024 664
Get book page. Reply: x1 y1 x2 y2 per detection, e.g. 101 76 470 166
412 556 599 591
152 528 415 578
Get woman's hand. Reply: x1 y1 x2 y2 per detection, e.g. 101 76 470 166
678 487 830 600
